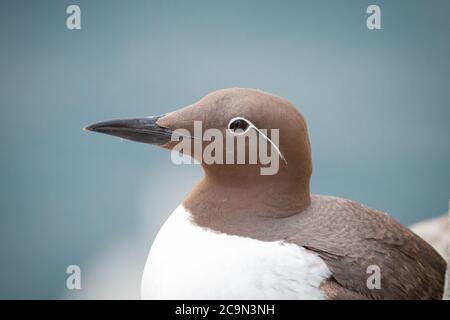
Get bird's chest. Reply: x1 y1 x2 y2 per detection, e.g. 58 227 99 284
141 206 330 299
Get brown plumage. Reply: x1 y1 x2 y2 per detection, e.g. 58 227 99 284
87 88 447 299
163 88 446 299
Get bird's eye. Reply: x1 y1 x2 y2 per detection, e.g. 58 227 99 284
228 118 250 134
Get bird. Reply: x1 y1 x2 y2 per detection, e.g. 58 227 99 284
85 88 446 299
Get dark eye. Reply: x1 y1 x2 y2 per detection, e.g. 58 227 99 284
229 119 249 133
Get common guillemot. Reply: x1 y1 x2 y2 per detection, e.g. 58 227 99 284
85 88 446 299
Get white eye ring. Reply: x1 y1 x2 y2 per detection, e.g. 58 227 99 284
227 117 252 136
227 116 288 167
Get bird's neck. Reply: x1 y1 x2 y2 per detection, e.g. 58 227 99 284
183 172 311 229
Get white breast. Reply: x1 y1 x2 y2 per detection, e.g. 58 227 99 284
141 205 331 299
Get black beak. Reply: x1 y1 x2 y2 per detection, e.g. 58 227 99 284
84 115 172 145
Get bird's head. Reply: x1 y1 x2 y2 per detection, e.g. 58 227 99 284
85 88 312 212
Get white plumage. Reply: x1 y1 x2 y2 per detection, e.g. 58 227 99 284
141 205 331 299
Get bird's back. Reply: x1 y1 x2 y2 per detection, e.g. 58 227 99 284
288 195 446 299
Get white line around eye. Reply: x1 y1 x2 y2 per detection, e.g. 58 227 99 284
227 117 287 167
227 117 252 136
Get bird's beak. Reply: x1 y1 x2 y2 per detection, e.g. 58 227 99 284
84 115 173 145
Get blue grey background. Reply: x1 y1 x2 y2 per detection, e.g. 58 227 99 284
0 0 449 299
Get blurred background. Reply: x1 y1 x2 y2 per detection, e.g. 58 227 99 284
0 0 449 299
